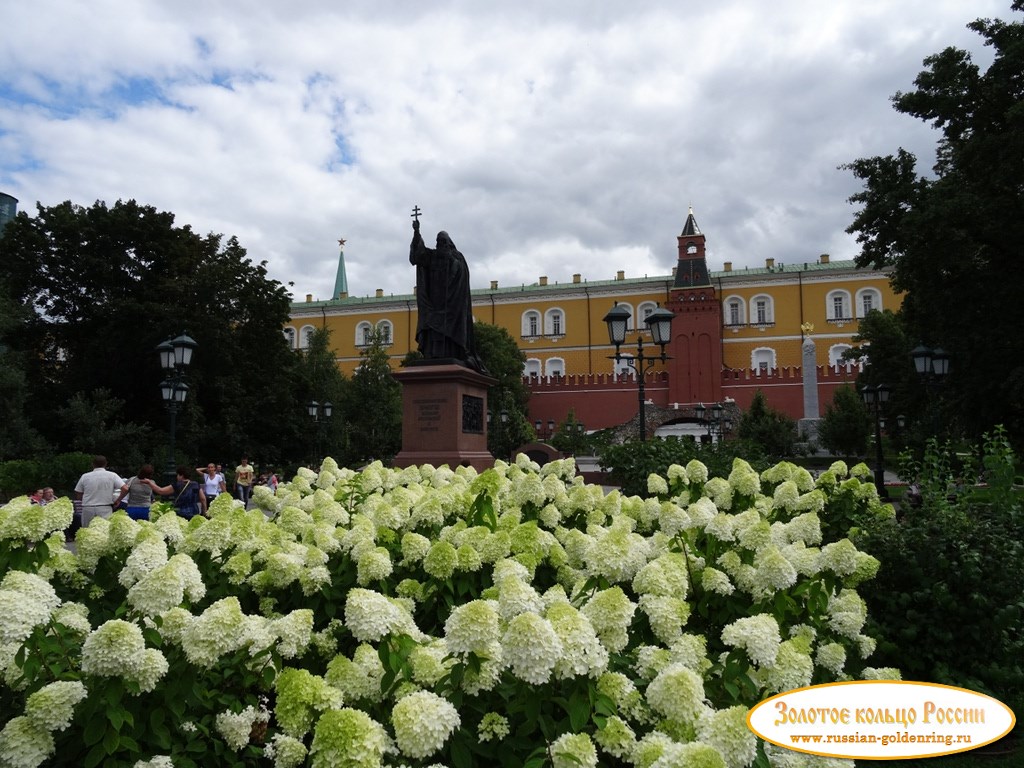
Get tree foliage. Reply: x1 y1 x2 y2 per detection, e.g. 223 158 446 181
736 390 797 459
0 199 306 467
816 385 871 460
843 3 1024 441
344 328 402 465
473 322 533 460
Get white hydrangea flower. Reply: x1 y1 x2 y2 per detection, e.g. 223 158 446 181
391 690 461 759
861 667 902 680
721 614 782 667
639 594 690 645
819 539 860 576
308 707 388 768
764 639 814 694
594 714 636 759
133 757 175 768
444 600 500 656
325 644 385 703
502 612 562 685
215 704 269 751
273 610 314 659
356 547 393 586
584 521 649 583
81 619 146 677
551 732 598 768
753 545 798 593
25 681 88 732
701 567 735 596
687 497 718 529
580 586 636 653
697 706 757 768
0 716 55 768
264 733 308 768
815 642 847 676
646 663 708 726
344 588 423 643
51 602 91 637
546 602 609 679
647 474 669 496
496 575 545 620
180 597 248 668
827 590 867 639
0 571 61 644
686 460 709 484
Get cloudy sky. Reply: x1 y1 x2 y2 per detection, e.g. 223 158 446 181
0 1 1010 301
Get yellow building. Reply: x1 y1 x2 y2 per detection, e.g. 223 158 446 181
287 211 897 430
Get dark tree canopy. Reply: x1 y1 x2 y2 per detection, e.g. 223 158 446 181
473 321 533 460
843 3 1024 440
0 199 306 468
817 386 872 460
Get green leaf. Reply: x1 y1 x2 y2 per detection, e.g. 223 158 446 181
450 739 473 768
84 716 106 747
568 690 590 732
108 709 123 731
84 743 107 768
103 727 120 755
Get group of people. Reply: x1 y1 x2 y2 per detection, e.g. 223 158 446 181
71 455 278 527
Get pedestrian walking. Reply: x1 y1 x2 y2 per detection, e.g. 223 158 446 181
74 456 129 528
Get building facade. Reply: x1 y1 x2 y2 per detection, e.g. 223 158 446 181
287 211 896 434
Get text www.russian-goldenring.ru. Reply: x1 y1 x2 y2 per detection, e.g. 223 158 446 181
790 732 972 748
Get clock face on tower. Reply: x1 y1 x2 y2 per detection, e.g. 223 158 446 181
687 243 697 254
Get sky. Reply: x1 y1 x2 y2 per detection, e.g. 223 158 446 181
0 1 1011 302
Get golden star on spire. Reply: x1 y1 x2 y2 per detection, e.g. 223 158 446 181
337 237 346 248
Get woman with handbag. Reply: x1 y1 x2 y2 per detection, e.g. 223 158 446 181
153 466 206 519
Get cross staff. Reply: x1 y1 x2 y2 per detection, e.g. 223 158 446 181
411 205 422 222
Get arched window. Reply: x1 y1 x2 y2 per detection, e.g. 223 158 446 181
751 347 776 374
613 355 636 379
524 358 541 378
749 295 774 327
637 301 658 330
544 308 565 337
855 288 882 318
376 320 393 345
829 344 854 370
299 325 316 350
546 357 565 378
723 296 746 327
619 303 636 331
827 290 852 323
522 310 541 338
283 327 297 349
355 321 373 347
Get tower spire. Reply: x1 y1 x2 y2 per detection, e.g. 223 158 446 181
333 238 349 299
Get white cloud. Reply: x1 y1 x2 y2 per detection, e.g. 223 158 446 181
0 0 1011 301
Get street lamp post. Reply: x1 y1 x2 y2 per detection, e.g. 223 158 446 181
910 345 951 435
694 402 731 444
603 303 674 441
488 407 510 459
861 383 891 499
157 333 197 482
307 400 333 466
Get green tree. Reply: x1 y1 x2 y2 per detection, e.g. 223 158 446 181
0 293 43 460
0 199 306 466
816 386 872 460
473 322 533 460
736 390 797 458
56 389 154 471
551 409 589 456
843 3 1024 442
296 327 350 467
344 328 401 465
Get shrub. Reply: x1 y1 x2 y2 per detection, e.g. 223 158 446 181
0 455 894 768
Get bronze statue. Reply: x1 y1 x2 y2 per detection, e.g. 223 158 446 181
409 208 485 371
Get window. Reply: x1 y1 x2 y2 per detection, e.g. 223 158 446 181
829 344 854 370
544 308 565 337
749 295 774 326
524 358 541 378
356 321 373 346
826 290 852 322
856 288 882 318
613 356 636 379
522 310 541 338
724 297 745 327
546 357 565 377
637 301 658 330
283 328 296 348
376 320 393 345
752 347 776 374
299 325 316 350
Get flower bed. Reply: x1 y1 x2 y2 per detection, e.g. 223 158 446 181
0 455 897 768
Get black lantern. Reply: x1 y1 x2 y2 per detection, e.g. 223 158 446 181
156 333 197 481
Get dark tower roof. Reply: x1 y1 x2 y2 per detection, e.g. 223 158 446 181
681 207 701 237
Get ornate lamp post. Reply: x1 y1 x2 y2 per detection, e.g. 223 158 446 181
910 345 951 436
603 303 674 441
861 383 891 498
488 407 510 459
307 400 333 466
694 402 730 443
157 333 197 481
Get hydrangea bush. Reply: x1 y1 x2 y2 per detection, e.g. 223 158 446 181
0 456 897 768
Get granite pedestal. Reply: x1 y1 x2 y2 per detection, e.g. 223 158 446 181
392 362 498 471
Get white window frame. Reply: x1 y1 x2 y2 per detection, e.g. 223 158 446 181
749 294 774 327
751 347 776 374
522 310 541 338
723 296 746 327
546 357 565 378
524 358 542 378
283 327 297 349
299 325 316 350
375 319 393 345
613 355 636 379
355 321 373 347
855 287 882 318
829 344 854 370
637 301 658 331
544 308 565 337
826 290 852 322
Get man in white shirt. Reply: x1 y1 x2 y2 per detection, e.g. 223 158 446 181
74 455 128 528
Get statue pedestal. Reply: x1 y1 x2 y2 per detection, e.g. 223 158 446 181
392 363 498 471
